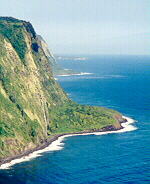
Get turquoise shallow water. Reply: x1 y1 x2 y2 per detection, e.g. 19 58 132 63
0 55 149 184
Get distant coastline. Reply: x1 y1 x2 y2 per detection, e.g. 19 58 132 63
55 56 87 61
0 116 137 169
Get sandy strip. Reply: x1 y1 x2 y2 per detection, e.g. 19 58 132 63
0 116 137 169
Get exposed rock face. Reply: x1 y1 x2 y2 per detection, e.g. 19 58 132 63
37 35 80 75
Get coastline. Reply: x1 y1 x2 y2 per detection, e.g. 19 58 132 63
0 116 137 169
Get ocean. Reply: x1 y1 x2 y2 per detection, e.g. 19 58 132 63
0 55 149 184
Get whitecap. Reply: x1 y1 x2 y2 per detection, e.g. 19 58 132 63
103 75 125 78
56 73 92 77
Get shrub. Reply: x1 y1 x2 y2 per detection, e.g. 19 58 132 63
32 43 39 52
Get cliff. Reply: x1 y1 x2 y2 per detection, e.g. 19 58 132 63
37 35 80 76
0 17 125 164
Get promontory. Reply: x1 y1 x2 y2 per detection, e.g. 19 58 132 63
0 17 126 165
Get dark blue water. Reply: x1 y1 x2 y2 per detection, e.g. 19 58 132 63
0 55 149 184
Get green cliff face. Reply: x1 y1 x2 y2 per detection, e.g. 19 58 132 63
0 17 123 162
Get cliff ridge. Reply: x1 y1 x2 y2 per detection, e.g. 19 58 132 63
0 17 125 165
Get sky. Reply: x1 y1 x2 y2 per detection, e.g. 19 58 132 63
0 0 149 55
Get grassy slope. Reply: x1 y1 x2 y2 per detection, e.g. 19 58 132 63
50 101 120 134
0 17 122 160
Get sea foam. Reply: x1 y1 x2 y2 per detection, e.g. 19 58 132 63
56 72 92 77
0 116 137 169
0 137 65 169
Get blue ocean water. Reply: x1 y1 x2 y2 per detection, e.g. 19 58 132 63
0 55 149 184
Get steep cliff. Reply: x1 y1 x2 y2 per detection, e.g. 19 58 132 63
37 35 80 75
0 17 69 161
0 17 125 164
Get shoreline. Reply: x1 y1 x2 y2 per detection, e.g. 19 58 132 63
0 116 137 169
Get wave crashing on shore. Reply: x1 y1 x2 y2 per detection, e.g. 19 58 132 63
0 116 137 169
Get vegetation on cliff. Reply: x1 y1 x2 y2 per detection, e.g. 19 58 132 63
50 101 119 133
0 17 123 162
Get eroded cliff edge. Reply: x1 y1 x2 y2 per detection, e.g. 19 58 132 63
0 17 126 165
37 35 81 76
